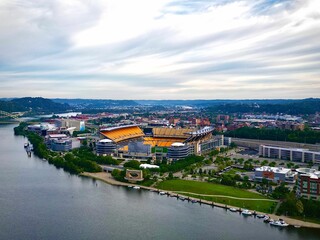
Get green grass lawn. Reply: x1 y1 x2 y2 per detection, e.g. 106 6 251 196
137 179 156 187
222 168 247 177
226 168 247 174
156 180 277 213
157 180 267 198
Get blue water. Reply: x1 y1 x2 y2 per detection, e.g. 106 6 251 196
0 124 319 240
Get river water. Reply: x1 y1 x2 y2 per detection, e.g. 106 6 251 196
0 124 319 240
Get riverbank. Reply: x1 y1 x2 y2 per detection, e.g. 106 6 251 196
0 121 19 124
81 171 320 229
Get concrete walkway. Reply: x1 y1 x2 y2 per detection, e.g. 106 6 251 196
173 191 278 201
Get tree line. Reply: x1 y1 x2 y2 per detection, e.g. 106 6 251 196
225 127 320 144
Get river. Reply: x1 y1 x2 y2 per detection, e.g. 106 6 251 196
0 124 319 240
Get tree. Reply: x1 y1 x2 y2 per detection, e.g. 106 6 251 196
296 200 304 215
269 162 276 167
286 162 295 168
82 139 88 146
111 169 125 181
230 142 237 148
234 174 241 181
272 183 290 199
243 163 253 171
238 158 244 165
221 175 236 186
124 160 141 169
261 177 268 186
243 176 249 182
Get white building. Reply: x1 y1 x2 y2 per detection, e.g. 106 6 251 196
259 145 320 163
254 166 297 183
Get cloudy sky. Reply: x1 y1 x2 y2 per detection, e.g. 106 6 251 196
0 0 320 99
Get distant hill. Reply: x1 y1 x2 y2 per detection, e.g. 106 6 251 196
0 97 70 114
206 98 320 114
135 99 298 107
0 100 26 112
51 99 139 109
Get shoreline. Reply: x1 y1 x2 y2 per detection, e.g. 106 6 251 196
81 171 320 229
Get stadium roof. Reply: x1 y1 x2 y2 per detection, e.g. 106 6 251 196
188 126 214 136
100 125 144 143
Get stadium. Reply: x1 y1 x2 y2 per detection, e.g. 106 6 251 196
97 125 224 161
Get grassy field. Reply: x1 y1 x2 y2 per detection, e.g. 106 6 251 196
156 180 277 213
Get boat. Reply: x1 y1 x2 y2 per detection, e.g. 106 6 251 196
133 186 140 190
256 214 265 218
294 225 301 228
127 185 133 188
191 199 198 203
263 215 271 223
179 197 186 201
229 207 238 212
24 143 29 148
241 209 253 216
270 219 289 227
159 191 166 195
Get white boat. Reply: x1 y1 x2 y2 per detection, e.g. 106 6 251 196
133 186 140 190
256 214 265 218
127 185 133 188
270 219 289 227
263 215 271 222
229 207 238 212
241 209 253 216
159 191 166 195
294 225 301 228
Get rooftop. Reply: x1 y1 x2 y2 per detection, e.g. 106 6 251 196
171 142 185 147
296 168 320 179
139 164 160 169
255 166 291 174
99 139 113 143
48 134 68 138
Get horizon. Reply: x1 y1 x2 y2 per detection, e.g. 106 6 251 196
1 0 320 99
2 96 320 101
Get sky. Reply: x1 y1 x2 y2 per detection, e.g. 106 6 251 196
0 0 320 100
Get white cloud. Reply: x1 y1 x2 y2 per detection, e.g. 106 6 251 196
0 0 319 99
